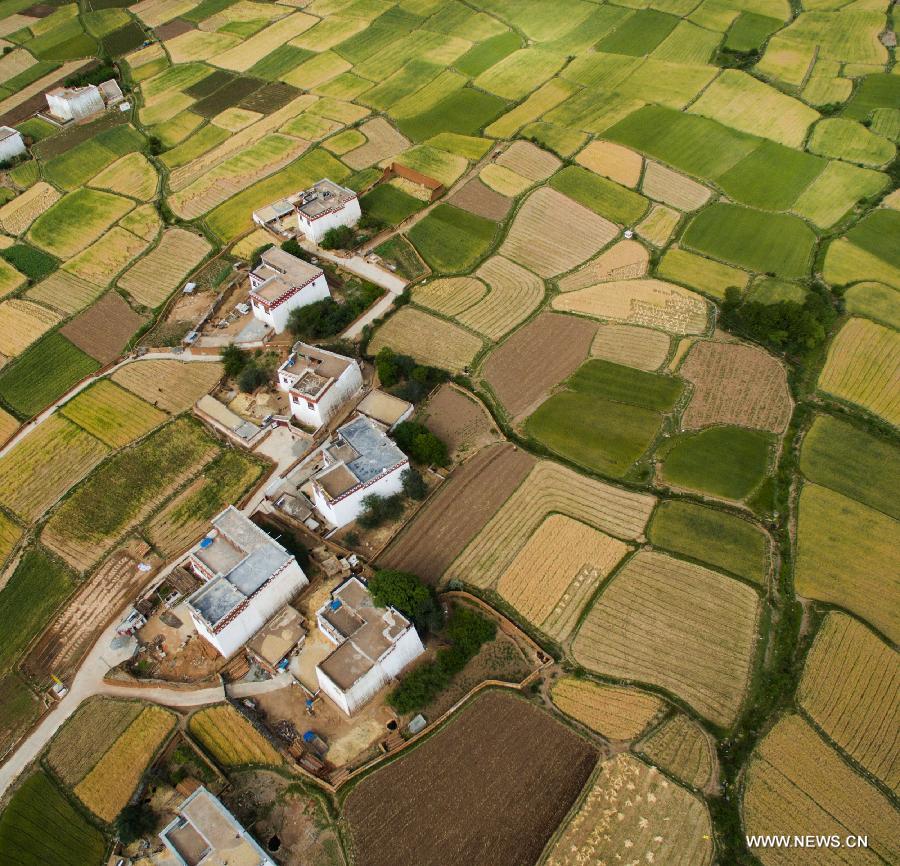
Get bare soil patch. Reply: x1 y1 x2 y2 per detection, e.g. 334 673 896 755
448 178 513 221
419 383 498 460
155 18 194 40
482 312 597 418
60 292 147 364
378 443 534 584
343 690 597 866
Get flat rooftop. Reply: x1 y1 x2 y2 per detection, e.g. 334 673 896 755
188 507 294 629
247 605 305 667
357 390 412 427
297 179 356 219
251 248 322 302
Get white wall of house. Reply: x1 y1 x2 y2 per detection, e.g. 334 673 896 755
312 461 406 528
317 627 424 715
0 129 26 163
47 87 104 121
189 561 309 658
285 363 362 429
250 273 330 333
299 197 361 244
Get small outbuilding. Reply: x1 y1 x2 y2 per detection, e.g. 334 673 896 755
0 127 26 164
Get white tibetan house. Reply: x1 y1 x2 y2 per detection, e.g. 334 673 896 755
316 576 425 715
311 414 408 528
44 79 123 123
0 127 26 163
278 342 363 430
184 506 309 659
249 246 330 333
252 179 360 244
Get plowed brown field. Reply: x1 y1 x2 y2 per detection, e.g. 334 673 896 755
60 292 147 364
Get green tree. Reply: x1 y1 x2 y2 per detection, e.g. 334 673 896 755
368 569 440 631
393 422 449 466
116 803 156 845
221 344 248 378
237 363 269 393
320 225 355 250
401 467 427 500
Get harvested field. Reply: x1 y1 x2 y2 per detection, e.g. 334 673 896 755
118 228 212 309
446 461 655 589
544 754 713 866
0 414 109 522
572 550 760 727
641 161 711 211
742 714 899 866
501 187 618 278
411 276 487 317
497 514 629 641
42 417 220 571
798 611 898 793
419 384 497 460
576 140 642 188
0 299 62 357
89 152 158 201
795 483 899 645
341 117 410 170
0 182 59 236
343 691 597 866
550 676 664 740
74 705 176 821
637 713 716 789
146 450 265 557
591 323 670 372
557 239 649 292
369 308 482 375
63 227 152 288
213 12 316 72
111 358 223 412
22 542 156 685
456 256 544 340
189 704 282 767
60 380 166 448
447 178 512 222
817 317 900 426
482 312 597 418
553 278 709 335
46 697 143 785
60 291 147 364
25 270 105 315
378 443 534 584
495 140 560 182
680 341 791 433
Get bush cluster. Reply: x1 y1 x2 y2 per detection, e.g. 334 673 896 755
221 345 276 393
357 468 427 528
393 421 449 467
287 279 381 339
375 347 449 403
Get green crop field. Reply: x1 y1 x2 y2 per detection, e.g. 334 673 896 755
374 235 428 281
455 31 521 77
0 772 106 866
845 209 900 268
407 204 496 273
396 87 508 142
649 500 769 584
28 189 132 260
60 380 167 449
0 544 75 676
724 12 782 52
661 426 773 501
0 333 100 419
549 166 648 226
597 9 679 56
568 359 683 412
843 282 900 329
682 204 816 278
0 245 57 281
360 184 426 227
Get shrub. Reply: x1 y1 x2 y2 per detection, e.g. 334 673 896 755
116 802 156 845
357 492 405 528
287 279 381 339
237 362 270 393
393 421 449 466
280 238 307 259
368 569 441 632
65 63 117 88
401 467 427 500
221 344 249 378
320 225 355 250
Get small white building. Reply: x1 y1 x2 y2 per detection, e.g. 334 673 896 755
44 79 122 123
316 576 425 715
356 389 414 431
278 342 362 430
0 127 26 164
248 246 330 334
184 506 309 659
311 414 408 528
252 178 360 244
159 786 275 866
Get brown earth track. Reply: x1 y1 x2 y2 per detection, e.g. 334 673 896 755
482 312 597 418
343 690 597 866
377 442 534 584
60 292 148 364
448 178 513 221
20 539 161 685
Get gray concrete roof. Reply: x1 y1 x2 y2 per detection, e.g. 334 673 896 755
335 415 407 485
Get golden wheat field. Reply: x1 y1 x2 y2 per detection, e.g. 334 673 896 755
189 704 282 767
501 187 618 278
742 714 899 866
90 153 159 202
74 706 175 821
60 380 167 449
479 163 532 197
25 269 105 315
637 204 681 247
797 611 899 793
0 182 60 235
557 239 650 292
412 276 487 317
591 322 670 371
544 754 714 866
445 461 655 589
111 359 223 412
63 227 151 288
817 317 900 426
368 307 482 374
495 140 561 181
497 515 629 641
638 713 716 790
550 676 664 740
0 299 63 357
572 550 760 727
